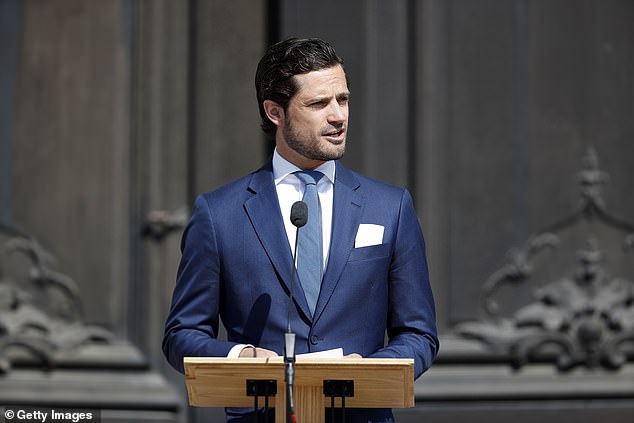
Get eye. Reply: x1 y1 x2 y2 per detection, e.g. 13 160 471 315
308 101 328 109
337 94 350 105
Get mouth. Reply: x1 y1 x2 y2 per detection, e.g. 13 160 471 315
322 127 346 143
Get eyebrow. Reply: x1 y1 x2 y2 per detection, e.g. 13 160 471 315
304 92 350 104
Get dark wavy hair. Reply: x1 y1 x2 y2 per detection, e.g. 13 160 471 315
255 38 345 139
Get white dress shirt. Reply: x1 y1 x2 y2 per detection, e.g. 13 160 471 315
227 149 336 357
272 149 335 270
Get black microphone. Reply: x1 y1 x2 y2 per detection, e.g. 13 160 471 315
285 201 307 423
290 201 308 228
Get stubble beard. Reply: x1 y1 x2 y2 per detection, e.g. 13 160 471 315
283 119 346 162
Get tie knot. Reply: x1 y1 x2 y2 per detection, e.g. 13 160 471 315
295 170 323 186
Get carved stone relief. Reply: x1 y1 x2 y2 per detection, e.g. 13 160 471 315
457 149 634 371
0 227 115 374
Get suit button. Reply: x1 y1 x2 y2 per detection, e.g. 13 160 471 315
310 335 319 345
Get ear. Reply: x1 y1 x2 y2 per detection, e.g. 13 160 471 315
263 100 284 127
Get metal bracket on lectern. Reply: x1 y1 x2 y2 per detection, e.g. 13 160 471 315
324 380 354 423
323 380 354 397
246 379 278 397
246 380 277 423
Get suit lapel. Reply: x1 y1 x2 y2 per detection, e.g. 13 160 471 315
313 162 363 323
244 163 312 321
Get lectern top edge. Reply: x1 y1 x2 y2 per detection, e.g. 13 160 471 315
184 357 414 366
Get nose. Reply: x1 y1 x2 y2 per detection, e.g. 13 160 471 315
328 100 347 124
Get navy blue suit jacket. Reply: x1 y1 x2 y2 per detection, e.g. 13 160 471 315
163 160 438 421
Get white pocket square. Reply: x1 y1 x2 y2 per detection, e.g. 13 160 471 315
354 224 384 248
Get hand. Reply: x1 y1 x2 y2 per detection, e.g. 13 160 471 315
239 346 278 358
344 353 362 358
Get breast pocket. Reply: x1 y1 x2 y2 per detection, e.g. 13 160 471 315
347 243 391 262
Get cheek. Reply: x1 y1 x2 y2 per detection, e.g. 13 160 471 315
299 116 323 134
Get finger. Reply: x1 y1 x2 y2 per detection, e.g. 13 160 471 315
256 348 278 357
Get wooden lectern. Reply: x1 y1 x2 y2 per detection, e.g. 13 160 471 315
185 357 414 423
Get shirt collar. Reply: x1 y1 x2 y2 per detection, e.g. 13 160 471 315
272 148 336 185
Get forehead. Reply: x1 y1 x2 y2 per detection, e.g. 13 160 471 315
292 65 349 98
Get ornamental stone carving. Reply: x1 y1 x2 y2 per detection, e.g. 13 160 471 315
457 149 634 371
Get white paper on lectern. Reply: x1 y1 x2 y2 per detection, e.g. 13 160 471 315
297 348 344 358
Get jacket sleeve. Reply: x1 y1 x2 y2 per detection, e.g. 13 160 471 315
162 195 238 374
366 190 440 378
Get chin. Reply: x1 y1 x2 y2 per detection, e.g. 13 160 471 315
322 147 345 161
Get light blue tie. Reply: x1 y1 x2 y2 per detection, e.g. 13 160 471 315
294 170 324 316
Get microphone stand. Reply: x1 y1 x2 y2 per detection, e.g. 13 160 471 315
285 228 299 423
284 330 296 423
286 201 306 423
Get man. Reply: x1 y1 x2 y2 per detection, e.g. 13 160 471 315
163 37 439 422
